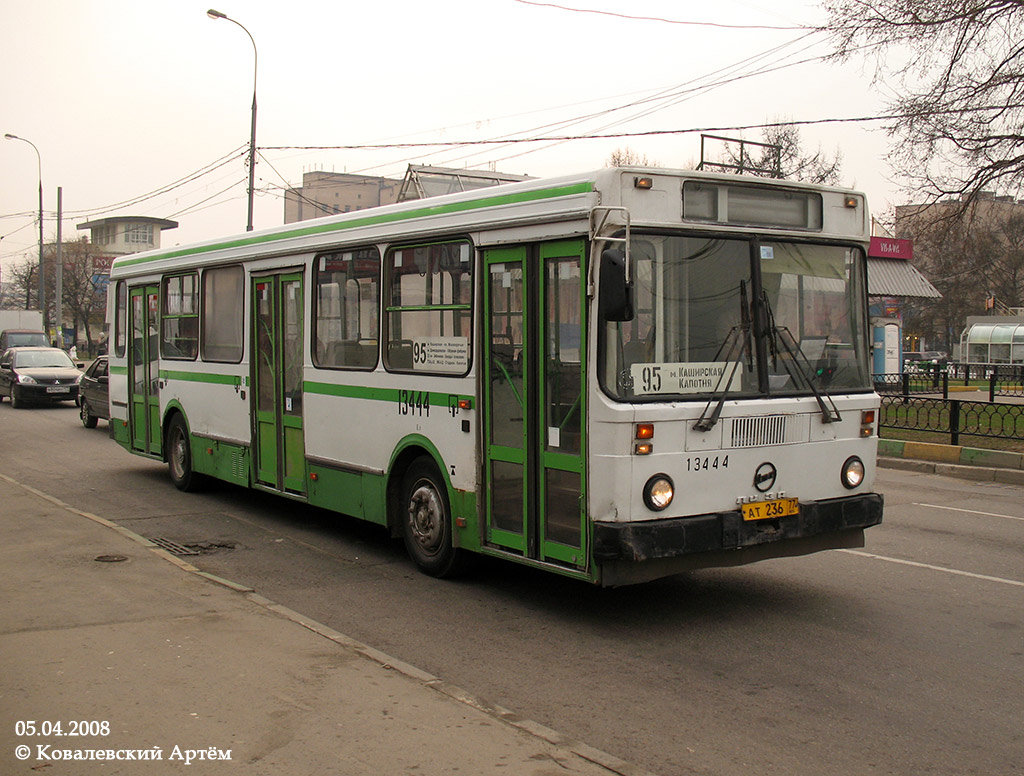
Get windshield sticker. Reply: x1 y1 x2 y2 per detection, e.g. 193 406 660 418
629 362 743 395
760 245 775 260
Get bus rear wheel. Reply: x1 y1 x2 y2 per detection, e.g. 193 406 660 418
401 458 466 578
166 414 206 492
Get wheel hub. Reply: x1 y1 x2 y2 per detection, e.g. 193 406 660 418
408 483 442 551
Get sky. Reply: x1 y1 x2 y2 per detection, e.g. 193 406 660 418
1 0 899 278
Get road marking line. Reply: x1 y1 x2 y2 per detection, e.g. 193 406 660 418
839 550 1024 588
913 503 1024 522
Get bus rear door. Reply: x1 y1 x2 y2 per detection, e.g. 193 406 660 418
129 284 161 457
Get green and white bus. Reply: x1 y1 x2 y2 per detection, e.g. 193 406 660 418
107 167 882 586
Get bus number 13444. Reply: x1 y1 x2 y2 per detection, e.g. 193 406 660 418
687 455 728 472
398 389 430 417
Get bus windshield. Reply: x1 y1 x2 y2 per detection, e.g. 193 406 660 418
601 234 871 400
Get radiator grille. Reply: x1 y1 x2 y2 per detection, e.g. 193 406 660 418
729 415 790 448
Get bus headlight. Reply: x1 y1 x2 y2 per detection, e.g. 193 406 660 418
841 456 865 489
643 474 674 511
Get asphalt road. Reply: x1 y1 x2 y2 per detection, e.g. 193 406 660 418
2 401 1021 776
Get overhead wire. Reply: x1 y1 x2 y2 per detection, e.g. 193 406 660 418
164 177 250 220
509 0 812 30
475 32 828 166
61 144 249 219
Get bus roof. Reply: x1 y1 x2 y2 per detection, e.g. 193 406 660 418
110 167 867 277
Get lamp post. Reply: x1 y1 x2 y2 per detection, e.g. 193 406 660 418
4 133 45 324
207 8 257 232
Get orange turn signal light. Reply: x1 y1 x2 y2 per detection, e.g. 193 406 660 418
635 423 654 440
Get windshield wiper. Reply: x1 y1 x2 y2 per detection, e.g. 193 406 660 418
692 324 748 432
761 289 841 423
693 280 753 433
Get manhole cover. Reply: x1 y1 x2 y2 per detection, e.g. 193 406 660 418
94 555 128 563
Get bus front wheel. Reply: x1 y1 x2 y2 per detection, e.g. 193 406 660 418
400 457 466 578
166 414 206 492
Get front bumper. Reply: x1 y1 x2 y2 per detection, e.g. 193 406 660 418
593 493 883 563
13 384 79 403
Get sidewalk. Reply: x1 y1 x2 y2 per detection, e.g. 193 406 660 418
0 473 651 776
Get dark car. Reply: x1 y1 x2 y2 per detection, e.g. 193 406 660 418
0 329 49 350
78 355 109 428
0 347 83 408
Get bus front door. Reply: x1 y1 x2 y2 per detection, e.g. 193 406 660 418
483 241 586 568
129 284 161 456
251 272 307 495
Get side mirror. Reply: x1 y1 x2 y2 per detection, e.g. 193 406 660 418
98 375 109 385
598 248 634 322
0 363 11 371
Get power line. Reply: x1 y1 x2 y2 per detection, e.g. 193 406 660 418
259 114 898 153
61 145 249 219
510 0 811 30
164 177 250 220
464 32 828 167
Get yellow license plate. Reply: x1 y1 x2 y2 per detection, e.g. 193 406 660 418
742 497 799 521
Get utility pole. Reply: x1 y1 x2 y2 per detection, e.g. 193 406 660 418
56 187 63 347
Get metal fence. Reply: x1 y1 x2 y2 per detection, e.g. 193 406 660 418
874 371 947 397
879 395 1024 445
873 363 1024 400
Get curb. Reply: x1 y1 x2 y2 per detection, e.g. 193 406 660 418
878 456 1024 485
0 471 657 776
878 438 1024 473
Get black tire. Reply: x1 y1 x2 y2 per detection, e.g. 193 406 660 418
80 398 98 428
400 457 467 578
166 414 207 492
10 388 23 409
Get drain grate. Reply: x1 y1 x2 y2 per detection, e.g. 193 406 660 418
148 538 238 557
149 537 201 556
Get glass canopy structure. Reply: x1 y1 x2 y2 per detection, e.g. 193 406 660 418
961 322 1024 363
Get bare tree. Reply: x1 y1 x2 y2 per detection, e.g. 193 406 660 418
607 147 660 167
719 124 843 185
897 197 1024 350
899 216 993 351
822 0 1024 206
988 211 1024 308
2 257 41 312
46 238 107 352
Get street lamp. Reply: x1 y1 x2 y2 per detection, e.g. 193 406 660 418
4 133 45 323
207 8 258 232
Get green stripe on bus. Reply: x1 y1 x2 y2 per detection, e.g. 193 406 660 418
113 182 594 269
305 381 472 406
110 365 128 375
159 369 241 385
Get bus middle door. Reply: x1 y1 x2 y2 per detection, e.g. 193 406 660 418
483 241 587 568
251 271 307 495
